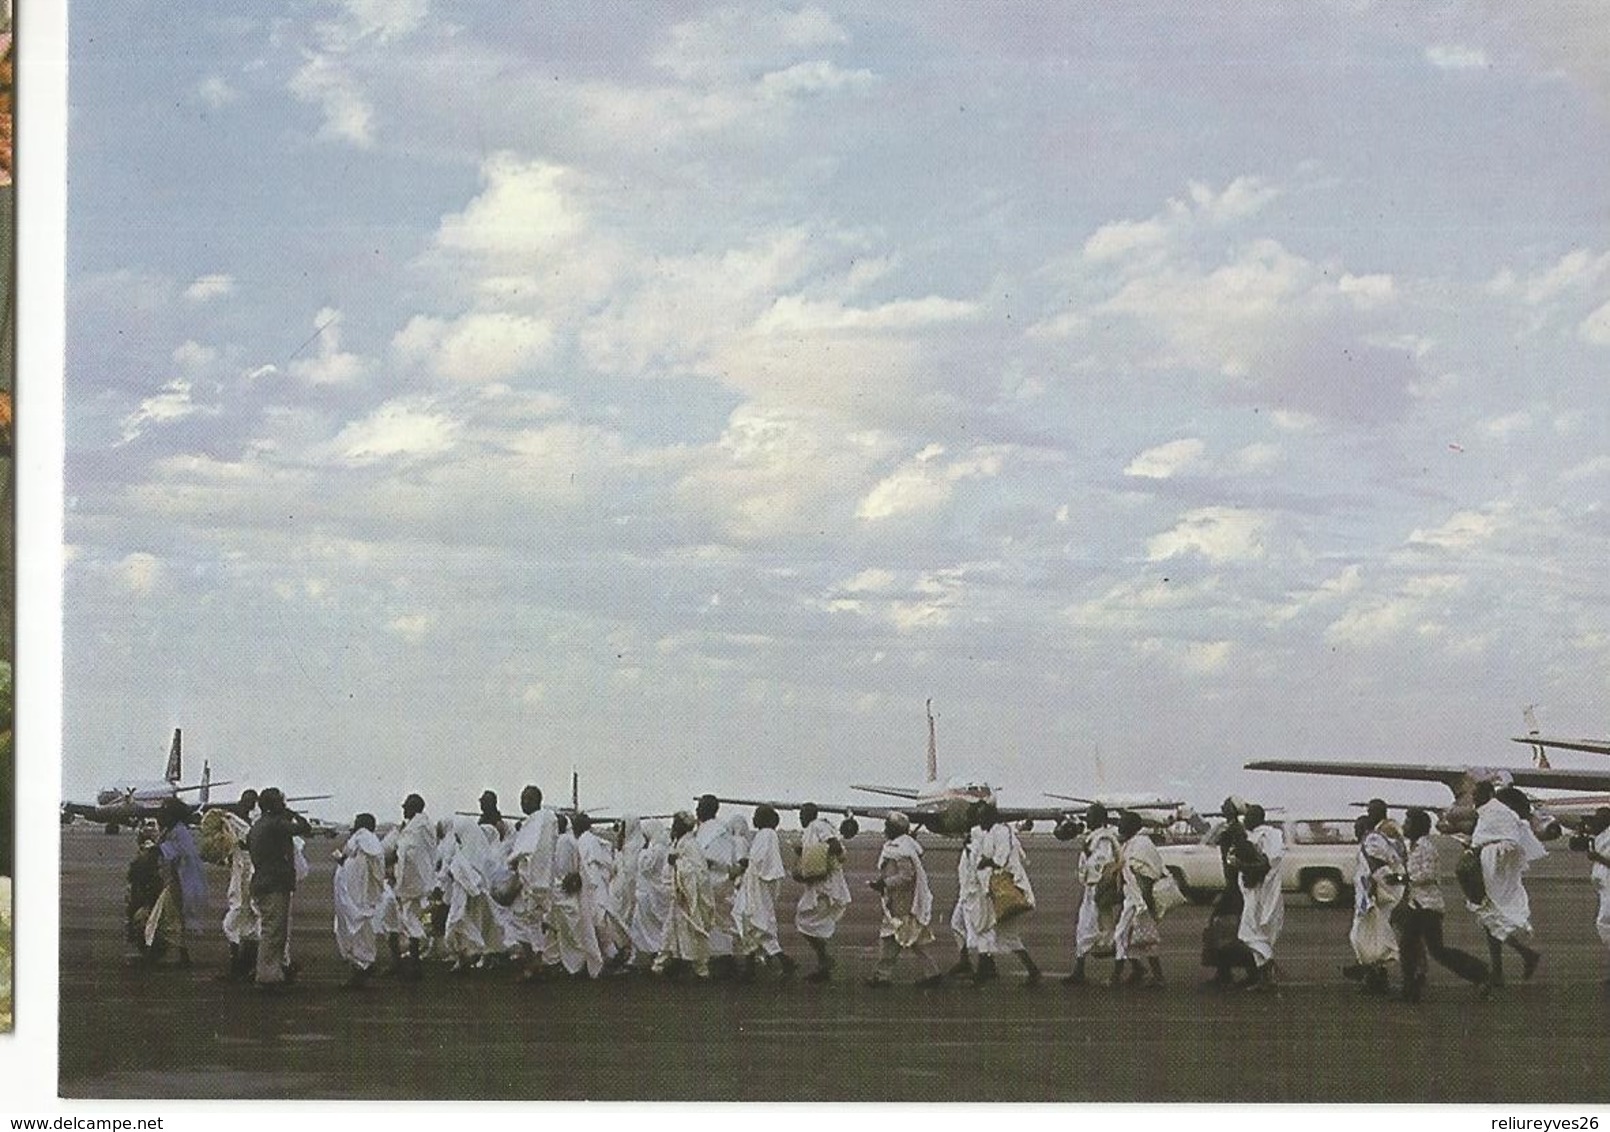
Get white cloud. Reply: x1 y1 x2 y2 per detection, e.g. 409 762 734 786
387 613 433 641
183 274 236 302
288 308 371 385
118 553 164 595
195 76 239 110
758 60 876 100
119 381 201 444
1407 506 1510 551
856 445 1003 522
1136 637 1233 675
1124 438 1205 480
1338 273 1395 309
1067 575 1220 631
1425 44 1489 70
393 312 555 383
1229 442 1282 473
1145 507 1268 564
1325 574 1466 648
1476 411 1532 440
332 399 462 464
435 155 585 263
1580 298 1610 345
676 404 896 542
288 54 376 147
655 5 848 83
1487 249 1610 306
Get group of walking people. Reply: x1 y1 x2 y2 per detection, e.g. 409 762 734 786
126 782 1610 996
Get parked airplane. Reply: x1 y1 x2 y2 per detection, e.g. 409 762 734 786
1246 744 1610 837
713 700 1134 838
61 729 228 833
1512 704 1610 761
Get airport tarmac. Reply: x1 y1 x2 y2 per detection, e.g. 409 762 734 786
59 825 1610 1102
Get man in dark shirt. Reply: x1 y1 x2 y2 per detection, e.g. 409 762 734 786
246 787 311 991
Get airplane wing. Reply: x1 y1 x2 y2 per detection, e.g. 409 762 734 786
1246 759 1610 794
1044 792 1184 809
712 797 867 816
173 780 232 794
1512 735 1610 757
848 784 923 800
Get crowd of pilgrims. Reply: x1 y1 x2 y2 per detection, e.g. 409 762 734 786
125 782 1610 998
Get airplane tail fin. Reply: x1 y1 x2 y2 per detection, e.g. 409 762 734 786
165 728 182 783
1524 705 1551 769
925 699 938 785
200 760 211 808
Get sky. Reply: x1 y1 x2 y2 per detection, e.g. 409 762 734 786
61 0 1610 822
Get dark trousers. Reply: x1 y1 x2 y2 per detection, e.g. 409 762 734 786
1398 906 1487 987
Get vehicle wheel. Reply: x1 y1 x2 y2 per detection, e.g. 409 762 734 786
104 822 121 835
1305 872 1345 907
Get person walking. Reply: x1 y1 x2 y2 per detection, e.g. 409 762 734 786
246 787 312 992
1397 807 1488 1001
865 812 943 989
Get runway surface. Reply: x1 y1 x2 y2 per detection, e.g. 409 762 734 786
59 826 1610 1101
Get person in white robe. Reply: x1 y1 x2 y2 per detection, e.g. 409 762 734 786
971 802 1042 986
506 785 558 980
1064 803 1120 986
694 796 739 971
866 812 942 988
381 794 437 979
732 805 796 979
948 826 986 977
1469 783 1545 986
550 815 604 977
792 803 851 982
654 811 713 978
1235 804 1285 990
440 817 505 970
1345 813 1405 995
212 791 261 980
630 820 673 963
1113 810 1166 988
610 816 643 963
575 813 627 972
333 813 386 988
1584 807 1610 984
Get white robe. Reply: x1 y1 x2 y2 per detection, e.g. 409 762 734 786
217 811 260 945
384 812 438 941
550 831 604 976
578 829 626 961
1592 826 1610 949
1115 833 1163 961
610 817 643 953
441 820 505 960
1349 829 1403 966
333 828 386 969
734 827 786 956
795 817 852 940
631 823 673 957
506 808 558 959
1075 826 1119 958
877 834 934 948
951 831 990 950
697 818 738 957
1470 799 1544 941
1237 823 1286 966
661 830 713 967
973 822 1035 954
